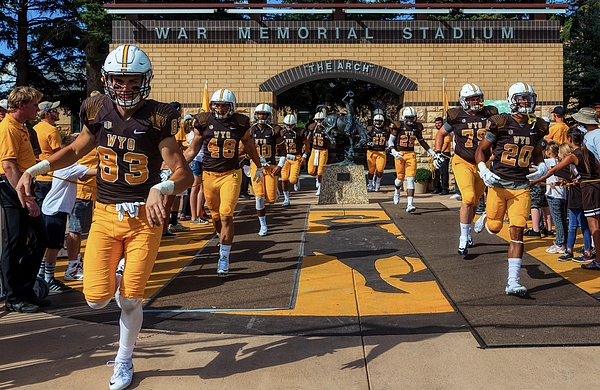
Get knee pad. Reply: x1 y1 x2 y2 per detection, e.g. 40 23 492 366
87 300 111 310
119 297 142 313
406 177 415 190
394 178 403 187
255 196 265 211
487 219 503 234
461 192 478 206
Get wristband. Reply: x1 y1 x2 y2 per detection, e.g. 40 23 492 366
277 156 286 168
302 154 308 159
151 180 175 195
477 162 488 173
427 148 436 157
25 159 51 176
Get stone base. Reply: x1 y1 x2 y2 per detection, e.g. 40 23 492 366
318 165 369 205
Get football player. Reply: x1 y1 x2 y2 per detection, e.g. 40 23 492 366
388 107 438 212
185 89 263 274
249 103 284 236
366 113 389 192
434 83 498 256
280 114 308 206
16 45 194 390
475 82 548 296
307 111 333 196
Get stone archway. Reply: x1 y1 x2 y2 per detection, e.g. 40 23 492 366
259 59 417 95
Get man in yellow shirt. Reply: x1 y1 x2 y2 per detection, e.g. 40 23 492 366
545 106 569 145
0 86 49 313
33 100 61 206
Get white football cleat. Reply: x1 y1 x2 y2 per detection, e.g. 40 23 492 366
505 282 527 296
258 226 268 236
473 212 486 233
406 205 416 213
367 182 373 192
217 257 229 276
393 192 400 205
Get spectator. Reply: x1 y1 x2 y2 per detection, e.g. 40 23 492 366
545 106 569 145
431 116 451 195
39 135 96 290
0 86 49 313
33 100 62 206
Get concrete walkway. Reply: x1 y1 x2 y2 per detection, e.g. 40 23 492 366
2 175 599 389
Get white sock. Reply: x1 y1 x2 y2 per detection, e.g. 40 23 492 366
220 244 231 260
258 216 267 228
369 179 374 186
407 196 414 207
460 223 471 240
507 258 522 284
45 262 56 282
284 191 290 201
67 259 78 268
39 259 46 278
395 188 400 194
115 297 142 364
375 177 381 185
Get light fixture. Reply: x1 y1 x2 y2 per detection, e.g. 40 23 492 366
226 9 335 14
462 9 566 14
106 9 216 14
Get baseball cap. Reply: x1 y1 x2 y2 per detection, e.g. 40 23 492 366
551 106 566 116
184 114 193 121
38 101 60 111
0 99 7 110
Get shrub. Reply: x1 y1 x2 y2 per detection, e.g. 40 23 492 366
415 167 432 182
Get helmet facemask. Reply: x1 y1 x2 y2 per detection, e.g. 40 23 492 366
210 89 236 120
102 45 153 109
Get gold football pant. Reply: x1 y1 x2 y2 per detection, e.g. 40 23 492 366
452 154 487 206
84 202 162 302
308 149 328 176
250 163 279 202
281 155 302 184
486 187 530 232
203 169 242 221
367 150 387 175
394 151 416 180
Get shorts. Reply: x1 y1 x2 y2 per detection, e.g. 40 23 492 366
582 181 600 217
190 160 203 177
452 154 487 206
45 211 68 249
529 183 548 209
394 151 417 180
486 187 530 231
69 199 93 234
367 150 387 174
203 169 242 220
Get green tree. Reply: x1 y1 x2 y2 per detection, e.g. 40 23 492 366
563 0 600 109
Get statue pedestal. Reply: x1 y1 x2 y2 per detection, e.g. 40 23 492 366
318 165 369 205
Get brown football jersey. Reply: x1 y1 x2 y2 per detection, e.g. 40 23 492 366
250 123 281 164
307 123 331 151
195 112 250 173
446 106 498 164
80 94 179 204
391 121 424 152
486 114 546 183
367 126 390 151
573 148 599 180
281 127 306 155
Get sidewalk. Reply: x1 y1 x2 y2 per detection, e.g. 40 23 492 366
2 175 600 389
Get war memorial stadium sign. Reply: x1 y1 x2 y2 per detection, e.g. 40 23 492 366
113 20 559 45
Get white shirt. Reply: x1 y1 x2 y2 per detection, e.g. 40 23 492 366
187 131 204 162
42 163 91 215
544 157 566 200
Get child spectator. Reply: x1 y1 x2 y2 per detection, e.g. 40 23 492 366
543 142 568 254
39 135 96 290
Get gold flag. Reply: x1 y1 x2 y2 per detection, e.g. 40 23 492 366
442 77 449 112
202 79 209 112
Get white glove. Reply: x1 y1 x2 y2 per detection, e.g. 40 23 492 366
115 202 144 222
253 167 264 183
478 162 501 188
433 152 445 169
259 155 269 167
391 149 403 160
526 162 548 182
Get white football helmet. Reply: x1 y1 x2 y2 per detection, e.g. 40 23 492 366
314 112 326 121
284 114 297 130
507 82 536 114
210 89 236 120
401 107 417 125
373 108 384 118
102 45 153 108
373 114 384 128
254 103 273 124
459 83 484 112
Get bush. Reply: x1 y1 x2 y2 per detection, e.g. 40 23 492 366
415 167 432 182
